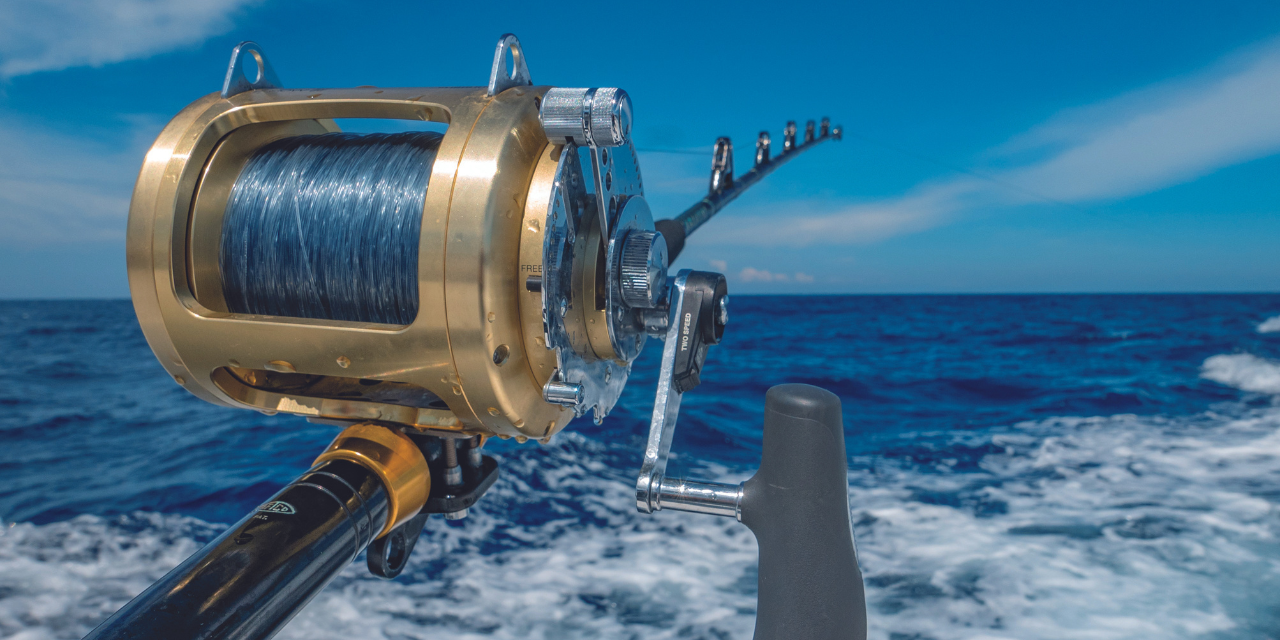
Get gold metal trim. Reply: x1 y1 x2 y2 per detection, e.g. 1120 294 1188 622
313 423 430 537
128 85 573 441
517 146 562 394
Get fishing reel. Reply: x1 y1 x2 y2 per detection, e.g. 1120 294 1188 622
106 33 863 640
133 36 618 442
130 34 840 449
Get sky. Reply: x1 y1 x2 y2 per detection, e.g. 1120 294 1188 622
1 0 1279 297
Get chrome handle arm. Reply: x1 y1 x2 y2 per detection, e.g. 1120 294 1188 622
635 270 740 517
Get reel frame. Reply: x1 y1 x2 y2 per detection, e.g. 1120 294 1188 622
129 44 594 441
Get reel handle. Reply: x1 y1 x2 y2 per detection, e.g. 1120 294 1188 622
740 384 868 640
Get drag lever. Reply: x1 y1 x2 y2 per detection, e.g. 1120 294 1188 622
636 269 740 516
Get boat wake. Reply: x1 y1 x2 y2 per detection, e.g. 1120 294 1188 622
3 298 1279 639
4 362 1278 639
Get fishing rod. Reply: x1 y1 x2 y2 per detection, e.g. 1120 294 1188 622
656 119 841 262
86 34 865 640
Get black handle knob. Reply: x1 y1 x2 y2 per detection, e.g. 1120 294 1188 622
740 384 868 640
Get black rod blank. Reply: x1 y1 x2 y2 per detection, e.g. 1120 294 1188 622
84 460 389 640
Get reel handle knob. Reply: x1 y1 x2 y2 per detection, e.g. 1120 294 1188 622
740 384 868 640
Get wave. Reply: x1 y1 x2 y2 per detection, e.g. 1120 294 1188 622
854 405 1280 639
5 401 1280 640
0 513 219 640
1201 353 1280 395
1259 315 1280 334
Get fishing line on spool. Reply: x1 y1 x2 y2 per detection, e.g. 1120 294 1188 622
220 131 443 325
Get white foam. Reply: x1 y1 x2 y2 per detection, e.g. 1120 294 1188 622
1202 353 1280 394
854 408 1280 639
0 513 215 640
1259 315 1280 334
4 410 1280 640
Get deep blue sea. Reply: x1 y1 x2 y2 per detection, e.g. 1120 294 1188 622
3 295 1280 640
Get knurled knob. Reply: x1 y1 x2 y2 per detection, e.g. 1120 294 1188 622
619 230 668 308
590 87 632 147
540 87 632 147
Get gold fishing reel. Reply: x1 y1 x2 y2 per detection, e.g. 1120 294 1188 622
128 35 655 441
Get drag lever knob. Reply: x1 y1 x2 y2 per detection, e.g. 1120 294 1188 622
540 87 633 146
619 230 668 308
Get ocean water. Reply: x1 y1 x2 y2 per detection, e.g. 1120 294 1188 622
2 295 1280 640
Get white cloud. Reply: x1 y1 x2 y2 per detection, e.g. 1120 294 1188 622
737 267 815 284
708 259 728 272
699 37 1280 247
739 267 787 283
0 0 258 77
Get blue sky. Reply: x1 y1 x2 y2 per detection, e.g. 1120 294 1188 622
1 0 1279 297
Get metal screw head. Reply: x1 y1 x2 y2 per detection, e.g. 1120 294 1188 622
544 380 584 406
618 230 668 308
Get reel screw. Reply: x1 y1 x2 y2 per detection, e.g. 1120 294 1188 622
443 438 467 521
544 380 585 406
468 435 483 467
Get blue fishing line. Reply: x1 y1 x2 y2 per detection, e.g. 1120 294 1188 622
219 131 443 324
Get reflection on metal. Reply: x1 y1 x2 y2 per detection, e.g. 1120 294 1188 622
539 87 633 147
755 131 771 166
487 33 532 96
618 230 668 308
636 272 691 514
222 41 282 98
658 477 743 519
709 137 734 194
540 88 634 240
538 134 648 423
312 423 430 536
635 270 731 516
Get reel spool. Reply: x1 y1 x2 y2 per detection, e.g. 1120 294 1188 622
129 36 654 441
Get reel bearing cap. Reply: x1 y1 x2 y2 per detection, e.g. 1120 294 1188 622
619 230 668 308
313 423 430 537
540 87 632 146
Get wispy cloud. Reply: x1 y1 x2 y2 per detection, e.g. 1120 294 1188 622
700 37 1280 247
0 0 258 78
738 267 815 284
0 117 158 243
